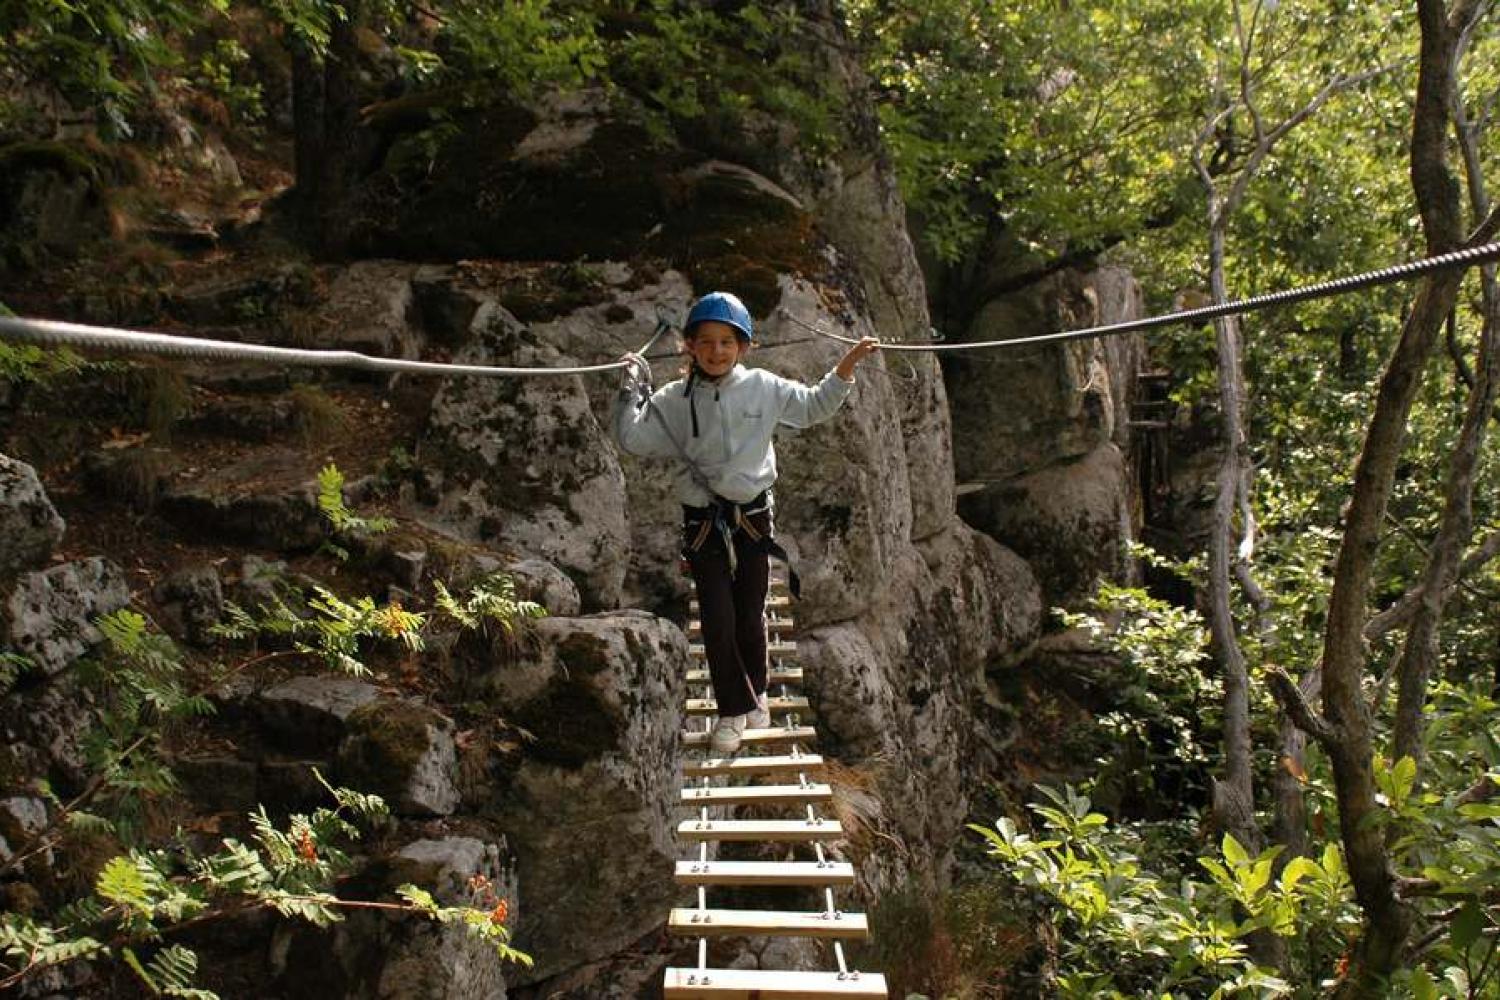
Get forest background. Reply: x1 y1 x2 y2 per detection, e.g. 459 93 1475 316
2 0 1500 997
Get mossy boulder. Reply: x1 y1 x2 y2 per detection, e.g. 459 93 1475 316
336 699 460 817
0 140 111 271
469 611 687 982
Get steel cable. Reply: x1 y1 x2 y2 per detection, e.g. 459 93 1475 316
0 314 670 377
782 240 1500 352
5 242 1497 374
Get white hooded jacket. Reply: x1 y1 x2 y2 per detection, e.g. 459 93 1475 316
612 363 853 506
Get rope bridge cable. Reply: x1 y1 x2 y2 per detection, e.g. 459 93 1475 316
7 242 1496 372
0 314 673 378
782 240 1500 353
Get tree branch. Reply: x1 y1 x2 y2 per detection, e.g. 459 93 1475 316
1366 527 1500 639
1267 666 1336 747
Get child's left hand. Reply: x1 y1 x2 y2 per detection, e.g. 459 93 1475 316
835 336 881 381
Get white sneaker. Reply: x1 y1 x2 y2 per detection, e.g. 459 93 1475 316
710 714 746 754
745 691 771 729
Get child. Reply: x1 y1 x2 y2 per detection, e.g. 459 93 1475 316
612 291 879 753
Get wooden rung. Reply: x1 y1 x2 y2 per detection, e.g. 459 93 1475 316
668 907 869 939
674 860 854 887
692 594 792 612
663 967 888 998
680 783 832 806
688 619 795 638
691 640 797 659
685 696 809 717
684 753 823 778
687 667 803 685
682 726 816 749
677 819 843 843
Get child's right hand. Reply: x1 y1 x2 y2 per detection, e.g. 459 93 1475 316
620 352 652 395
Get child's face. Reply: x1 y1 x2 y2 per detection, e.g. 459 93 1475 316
685 321 748 378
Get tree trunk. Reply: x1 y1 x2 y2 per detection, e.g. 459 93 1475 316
1392 279 1499 767
315 2 363 254
287 3 363 254
1272 668 1321 861
290 36 325 211
1206 218 1259 856
1323 5 1476 989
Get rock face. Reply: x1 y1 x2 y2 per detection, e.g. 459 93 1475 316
470 611 686 983
3 556 130 675
271 833 518 1000
961 441 1136 603
315 260 424 358
944 262 1144 602
153 564 225 646
0 455 65 582
254 676 381 756
159 448 327 552
337 699 460 817
420 304 630 610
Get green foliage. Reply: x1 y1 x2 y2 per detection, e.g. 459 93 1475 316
315 462 392 561
0 0 225 136
0 343 91 385
433 574 545 639
219 567 544 676
1 774 529 995
192 38 264 124
0 553 549 994
316 463 394 537
1058 583 1219 807
973 785 1352 997
72 610 211 844
0 652 34 696
436 0 606 95
216 584 423 677
975 674 1500 997
849 0 1214 262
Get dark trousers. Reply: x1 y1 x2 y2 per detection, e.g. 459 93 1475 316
686 511 770 718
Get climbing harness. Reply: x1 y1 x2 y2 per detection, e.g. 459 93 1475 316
682 490 802 599
782 239 1500 353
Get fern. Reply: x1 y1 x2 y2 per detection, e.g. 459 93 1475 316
316 463 394 537
434 573 545 638
0 652 33 695
1 559 545 994
123 944 219 999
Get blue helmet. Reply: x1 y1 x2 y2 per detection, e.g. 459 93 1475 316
684 291 753 341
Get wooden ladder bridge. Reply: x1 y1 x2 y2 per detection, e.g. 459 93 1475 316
663 583 889 999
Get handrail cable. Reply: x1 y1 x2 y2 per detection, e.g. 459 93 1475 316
0 314 671 377
2 242 1497 374
783 240 1500 352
